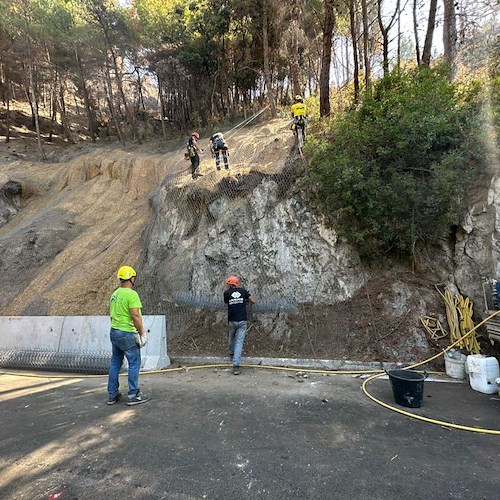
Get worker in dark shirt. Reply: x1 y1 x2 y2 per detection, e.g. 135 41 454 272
187 132 203 179
223 276 256 375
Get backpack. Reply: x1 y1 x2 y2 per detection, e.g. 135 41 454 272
186 139 196 158
211 133 227 151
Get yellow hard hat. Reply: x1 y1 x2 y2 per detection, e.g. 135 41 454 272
117 265 136 281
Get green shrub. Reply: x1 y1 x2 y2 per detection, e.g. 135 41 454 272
310 66 493 259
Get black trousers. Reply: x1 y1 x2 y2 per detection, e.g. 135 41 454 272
214 149 229 169
190 155 200 178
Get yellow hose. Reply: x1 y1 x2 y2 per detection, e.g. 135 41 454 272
1 310 499 435
362 309 500 435
0 364 381 380
435 285 481 354
361 372 500 435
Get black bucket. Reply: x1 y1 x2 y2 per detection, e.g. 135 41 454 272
388 369 427 408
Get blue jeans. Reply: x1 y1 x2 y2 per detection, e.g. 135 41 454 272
228 321 247 368
108 328 141 399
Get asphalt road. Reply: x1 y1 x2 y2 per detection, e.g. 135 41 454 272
0 366 499 500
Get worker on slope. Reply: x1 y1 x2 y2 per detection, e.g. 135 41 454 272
210 132 230 171
187 132 203 179
107 265 150 406
290 94 307 141
223 276 256 375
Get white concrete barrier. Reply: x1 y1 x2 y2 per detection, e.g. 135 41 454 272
0 315 170 371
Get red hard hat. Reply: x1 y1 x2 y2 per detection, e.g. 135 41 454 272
226 276 240 286
192 132 200 139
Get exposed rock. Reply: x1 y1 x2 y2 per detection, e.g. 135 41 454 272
0 180 22 228
141 170 369 339
0 210 82 309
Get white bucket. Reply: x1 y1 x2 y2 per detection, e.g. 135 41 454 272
444 354 467 379
467 355 500 394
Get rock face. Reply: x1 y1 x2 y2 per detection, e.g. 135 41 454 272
138 148 500 357
451 168 500 310
140 165 368 338
0 180 22 227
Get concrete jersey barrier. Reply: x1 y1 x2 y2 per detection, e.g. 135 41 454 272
0 315 170 372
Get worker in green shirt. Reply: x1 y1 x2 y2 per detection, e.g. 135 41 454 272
107 265 150 406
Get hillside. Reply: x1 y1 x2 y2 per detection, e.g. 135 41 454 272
0 110 498 366
0 114 293 312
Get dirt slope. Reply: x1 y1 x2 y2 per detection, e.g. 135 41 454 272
0 118 294 316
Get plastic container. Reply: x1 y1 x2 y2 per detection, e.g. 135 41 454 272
444 352 467 379
466 355 500 395
388 369 426 408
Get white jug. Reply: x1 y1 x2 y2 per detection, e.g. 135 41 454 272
466 355 500 394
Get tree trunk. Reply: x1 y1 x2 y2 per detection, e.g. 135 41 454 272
320 0 335 117
396 1 401 70
361 0 371 90
290 0 302 96
107 50 126 116
262 0 277 117
104 58 125 144
24 81 36 129
58 79 73 142
136 67 145 111
421 0 437 66
413 0 421 65
443 0 457 79
109 47 137 140
4 67 10 143
75 48 96 142
377 0 389 77
211 69 218 117
157 73 168 141
377 0 399 77
345 36 350 83
48 68 58 142
5 87 10 143
349 0 360 103
28 63 46 160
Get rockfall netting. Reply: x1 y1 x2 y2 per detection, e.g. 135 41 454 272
0 111 372 370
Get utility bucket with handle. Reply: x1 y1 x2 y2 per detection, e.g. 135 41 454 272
388 369 427 408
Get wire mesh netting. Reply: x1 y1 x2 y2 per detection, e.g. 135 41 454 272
0 110 370 371
136 111 314 341
0 349 110 374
